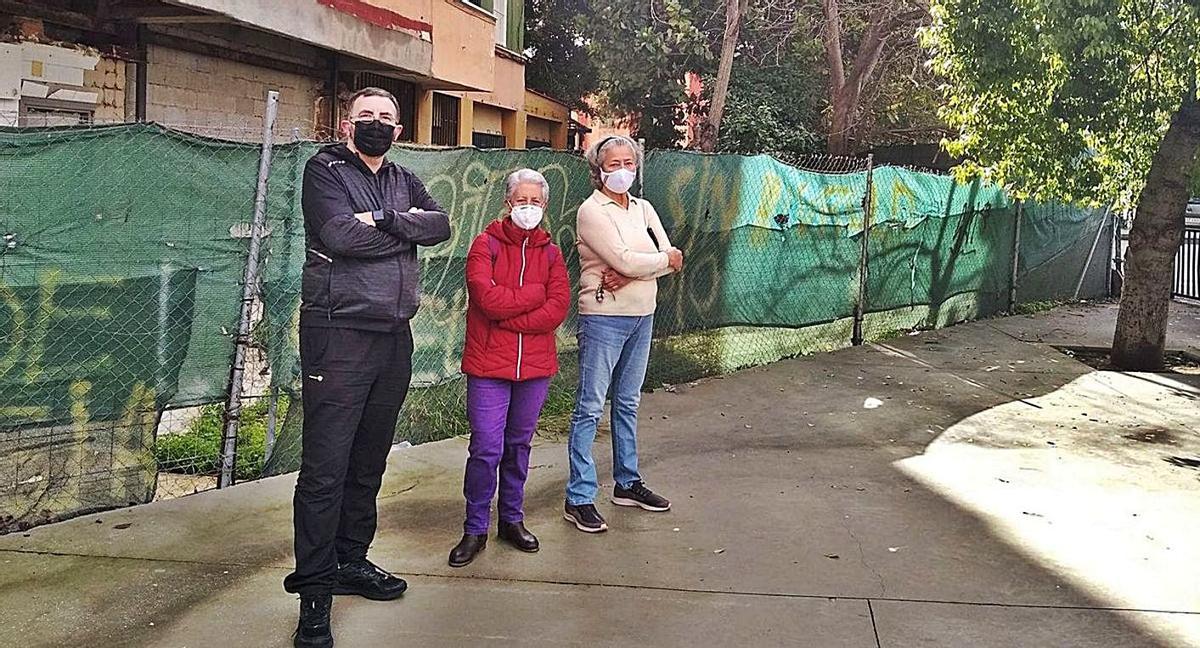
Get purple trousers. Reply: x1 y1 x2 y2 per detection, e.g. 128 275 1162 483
463 376 551 535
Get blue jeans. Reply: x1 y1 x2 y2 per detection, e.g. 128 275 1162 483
566 314 654 506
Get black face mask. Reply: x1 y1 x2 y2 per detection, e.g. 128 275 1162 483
352 119 396 157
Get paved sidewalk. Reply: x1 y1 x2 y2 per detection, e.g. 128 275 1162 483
2 303 1198 648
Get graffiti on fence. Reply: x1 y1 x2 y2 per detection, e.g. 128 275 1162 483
0 267 197 530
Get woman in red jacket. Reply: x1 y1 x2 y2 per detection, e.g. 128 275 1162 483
449 168 571 567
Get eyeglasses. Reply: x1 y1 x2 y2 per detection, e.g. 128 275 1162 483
353 116 398 126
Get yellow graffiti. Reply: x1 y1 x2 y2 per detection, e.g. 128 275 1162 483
752 171 783 228
69 380 93 430
119 381 157 428
0 281 25 378
885 177 920 225
820 184 859 229
23 268 63 383
8 269 114 384
119 381 160 475
0 405 51 421
666 165 698 227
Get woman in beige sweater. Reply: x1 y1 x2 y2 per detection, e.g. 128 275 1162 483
563 135 684 533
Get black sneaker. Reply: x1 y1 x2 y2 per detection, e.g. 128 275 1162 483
612 481 671 512
294 594 333 648
563 502 608 533
332 559 408 601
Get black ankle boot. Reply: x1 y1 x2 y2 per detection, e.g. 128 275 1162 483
294 594 333 648
497 521 539 553
448 533 487 568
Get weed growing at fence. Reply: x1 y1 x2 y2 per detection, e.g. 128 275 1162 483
156 396 289 481
1014 300 1068 315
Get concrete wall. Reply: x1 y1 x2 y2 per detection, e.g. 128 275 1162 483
170 0 432 78
145 45 322 138
524 90 566 124
83 56 127 123
465 52 523 111
472 102 503 135
430 0 496 91
367 0 435 27
0 42 101 126
526 115 552 143
524 91 568 148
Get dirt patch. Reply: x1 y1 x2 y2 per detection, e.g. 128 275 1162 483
1054 346 1200 374
154 473 217 501
1122 429 1179 445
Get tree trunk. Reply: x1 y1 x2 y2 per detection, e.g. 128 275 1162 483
828 92 853 155
1111 89 1200 369
821 0 898 156
696 0 745 152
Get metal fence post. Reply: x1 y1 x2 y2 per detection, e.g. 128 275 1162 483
1110 210 1126 298
264 384 281 461
851 154 874 346
1075 206 1112 300
1113 210 1127 296
219 90 280 489
637 137 646 198
1009 200 1023 312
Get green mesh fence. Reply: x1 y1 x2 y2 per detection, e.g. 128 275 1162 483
0 124 1112 531
1017 201 1113 303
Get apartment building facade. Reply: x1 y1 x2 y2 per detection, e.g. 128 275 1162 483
0 0 569 148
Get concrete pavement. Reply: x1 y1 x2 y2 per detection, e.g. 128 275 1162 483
2 302 1198 647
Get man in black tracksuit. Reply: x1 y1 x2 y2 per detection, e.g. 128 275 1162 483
286 87 451 648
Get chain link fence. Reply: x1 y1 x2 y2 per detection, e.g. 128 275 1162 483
0 98 1114 533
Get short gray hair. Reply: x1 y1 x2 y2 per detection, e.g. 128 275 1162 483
584 135 643 189
505 168 550 203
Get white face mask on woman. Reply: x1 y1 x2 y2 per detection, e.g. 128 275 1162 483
601 168 637 194
510 204 544 230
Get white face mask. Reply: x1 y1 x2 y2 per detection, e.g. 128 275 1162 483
510 204 544 230
601 168 637 194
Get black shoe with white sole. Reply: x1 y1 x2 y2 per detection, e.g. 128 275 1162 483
612 481 671 512
563 502 608 533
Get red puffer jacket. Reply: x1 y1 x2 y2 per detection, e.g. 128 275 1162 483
461 217 570 381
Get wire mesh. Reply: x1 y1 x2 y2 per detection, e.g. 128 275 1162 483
0 120 300 530
0 119 1114 533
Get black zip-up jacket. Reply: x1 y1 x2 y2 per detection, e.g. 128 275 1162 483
300 143 452 332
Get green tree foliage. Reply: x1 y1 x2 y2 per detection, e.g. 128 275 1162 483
581 0 938 152
925 0 1198 208
706 39 826 155
524 0 600 110
583 0 721 147
925 0 1200 369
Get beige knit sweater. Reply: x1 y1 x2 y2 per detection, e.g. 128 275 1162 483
575 190 676 317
